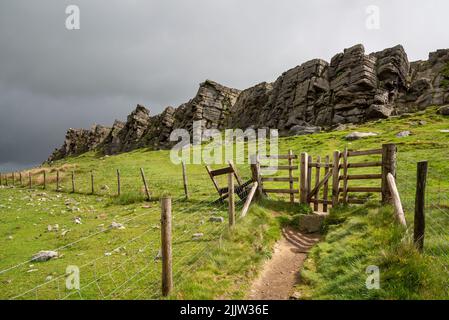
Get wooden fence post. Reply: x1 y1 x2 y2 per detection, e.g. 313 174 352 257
288 150 295 203
28 173 32 189
12 173 15 186
71 171 75 193
43 171 46 190
0 173 2 185
250 154 264 200
300 152 309 204
116 169 121 196
342 148 349 204
91 171 95 194
161 197 173 297
314 156 321 211
382 143 397 204
307 155 312 199
332 151 341 206
56 170 60 191
414 161 427 252
5 174 8 186
140 168 151 201
323 155 330 212
181 161 189 200
228 172 235 227
19 172 22 186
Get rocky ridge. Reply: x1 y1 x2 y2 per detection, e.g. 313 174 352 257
48 44 449 162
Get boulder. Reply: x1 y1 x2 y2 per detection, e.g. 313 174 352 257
31 251 59 262
110 222 125 230
298 214 325 233
345 132 378 140
289 125 321 136
366 105 393 119
396 131 411 138
437 105 449 115
209 216 224 223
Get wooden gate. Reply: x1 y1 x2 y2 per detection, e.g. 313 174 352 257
258 150 299 203
303 144 396 212
249 144 397 212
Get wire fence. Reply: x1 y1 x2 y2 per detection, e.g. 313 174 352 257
396 149 449 279
0 163 248 300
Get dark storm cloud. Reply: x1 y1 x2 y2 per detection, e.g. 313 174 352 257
0 0 448 170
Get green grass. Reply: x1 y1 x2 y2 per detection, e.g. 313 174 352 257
296 204 449 299
1 107 449 299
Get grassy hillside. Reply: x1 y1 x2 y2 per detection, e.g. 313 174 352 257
1 106 449 299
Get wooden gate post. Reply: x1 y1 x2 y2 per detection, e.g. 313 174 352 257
228 172 236 227
300 152 309 204
382 143 397 204
323 156 330 212
414 161 427 252
342 148 349 204
140 168 151 201
288 150 295 203
161 197 173 296
332 151 341 206
314 156 321 211
116 169 121 196
250 154 264 200
181 161 189 200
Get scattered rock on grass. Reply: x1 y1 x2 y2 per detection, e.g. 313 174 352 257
396 131 411 137
192 233 204 240
110 222 125 230
31 250 59 262
209 216 224 223
345 132 378 141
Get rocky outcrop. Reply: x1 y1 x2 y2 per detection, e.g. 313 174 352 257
397 49 449 110
48 125 111 162
101 120 125 155
47 44 449 162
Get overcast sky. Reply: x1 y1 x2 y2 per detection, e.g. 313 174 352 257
0 0 448 171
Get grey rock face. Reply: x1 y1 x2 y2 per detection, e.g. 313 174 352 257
48 124 112 162
101 120 125 155
47 44 449 161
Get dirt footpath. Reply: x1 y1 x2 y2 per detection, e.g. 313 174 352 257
247 227 320 300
